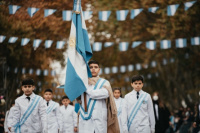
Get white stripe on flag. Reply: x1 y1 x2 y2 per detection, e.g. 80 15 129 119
184 1 196 11
104 42 113 47
93 42 102 51
56 41 65 49
112 66 118 73
8 37 18 43
21 38 30 46
0 35 6 43
104 67 110 74
151 61 156 67
191 37 200 45
45 40 53 48
120 65 126 73
33 39 42 49
167 4 179 16
128 65 134 71
62 10 72 21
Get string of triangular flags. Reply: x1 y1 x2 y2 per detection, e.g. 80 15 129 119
1 35 199 50
7 1 196 21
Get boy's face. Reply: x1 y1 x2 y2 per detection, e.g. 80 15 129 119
89 63 100 77
22 85 35 96
113 90 121 99
43 92 53 101
62 99 70 106
131 80 143 92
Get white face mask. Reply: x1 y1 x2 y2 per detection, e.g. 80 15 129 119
153 95 159 101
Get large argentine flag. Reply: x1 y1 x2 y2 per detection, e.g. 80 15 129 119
65 0 93 101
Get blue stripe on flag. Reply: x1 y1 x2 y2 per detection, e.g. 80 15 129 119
62 10 72 21
21 38 30 46
132 41 142 48
0 35 6 43
184 1 196 11
191 37 200 45
167 4 179 16
8 37 18 43
27 7 39 17
116 10 129 21
44 9 56 17
9 5 21 14
148 7 159 13
130 9 143 19
99 11 111 21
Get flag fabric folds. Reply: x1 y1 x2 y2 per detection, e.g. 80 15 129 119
64 0 93 101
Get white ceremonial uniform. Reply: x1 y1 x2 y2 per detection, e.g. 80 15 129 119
9 93 47 133
45 100 63 133
6 107 16 133
121 90 155 133
114 97 124 133
79 80 110 133
60 104 77 133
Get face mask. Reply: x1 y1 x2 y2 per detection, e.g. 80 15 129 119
153 95 158 101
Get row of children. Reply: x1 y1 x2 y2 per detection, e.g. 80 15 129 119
4 60 155 133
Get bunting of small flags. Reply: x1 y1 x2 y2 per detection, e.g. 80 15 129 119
151 61 157 67
184 1 196 11
119 42 129 51
21 38 30 46
62 10 72 21
163 58 167 65
132 41 142 48
128 64 134 72
120 65 126 73
130 8 143 19
8 37 18 43
28 7 39 17
146 41 156 50
45 40 53 48
99 11 111 21
160 40 171 49
56 41 65 49
0 35 6 43
167 4 179 16
29 69 33 74
43 69 48 76
148 7 159 13
104 67 110 74
112 66 118 73
175 38 187 48
191 37 200 45
9 5 21 14
93 42 102 51
22 68 26 74
136 63 141 70
116 10 129 21
33 39 42 49
36 69 41 76
44 9 57 17
104 42 114 47
83 11 93 20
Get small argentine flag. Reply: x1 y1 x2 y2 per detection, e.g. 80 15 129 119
112 66 118 74
99 11 111 21
104 42 114 47
14 68 18 73
128 64 134 72
132 41 142 48
93 42 102 51
146 41 156 50
175 38 187 48
191 36 200 45
147 74 152 79
120 65 126 73
8 37 18 43
36 69 41 76
151 61 157 67
119 42 129 51
136 63 141 70
51 70 56 76
116 10 129 21
43 69 48 76
148 7 159 13
28 7 39 17
56 41 65 49
33 39 42 49
22 68 26 74
29 69 33 74
9 5 21 14
170 58 175 63
163 58 167 65
0 35 6 43
44 9 56 17
160 40 171 49
130 8 143 19
167 4 179 16
184 1 196 11
45 40 53 48
83 11 93 20
104 67 110 74
21 38 30 46
62 10 72 21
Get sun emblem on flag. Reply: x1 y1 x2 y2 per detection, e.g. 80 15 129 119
69 37 76 47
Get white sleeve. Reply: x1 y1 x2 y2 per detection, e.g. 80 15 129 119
10 100 20 130
38 98 47 132
86 87 109 99
121 96 129 133
4 111 9 132
55 105 63 132
147 95 155 132
73 107 78 127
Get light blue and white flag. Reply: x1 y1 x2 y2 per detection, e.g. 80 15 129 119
33 39 42 49
99 11 111 21
184 1 196 11
132 41 142 48
104 67 110 74
62 10 72 21
130 8 143 19
170 58 175 63
36 69 41 76
147 74 152 79
151 61 157 67
45 40 53 48
83 11 93 20
93 42 102 51
116 10 129 21
176 38 187 48
128 64 134 72
14 67 18 73
21 38 30 46
160 40 171 49
191 36 200 45
167 4 179 16
163 58 167 65
119 42 129 51
8 37 18 43
155 72 159 77
148 7 159 13
29 69 33 74
0 35 6 43
104 42 114 47
51 70 56 76
43 69 48 76
28 7 39 17
56 41 65 49
136 63 141 70
146 41 156 50
22 68 26 74
120 65 126 73
112 66 118 74
44 9 56 17
9 5 21 14
64 0 93 101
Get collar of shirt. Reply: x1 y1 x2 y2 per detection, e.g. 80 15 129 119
132 89 143 95
22 92 35 100
114 97 121 101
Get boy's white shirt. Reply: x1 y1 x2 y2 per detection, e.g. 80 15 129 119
114 97 124 133
4 110 10 132
121 89 155 133
10 93 47 133
45 100 63 133
60 104 77 133
78 80 109 133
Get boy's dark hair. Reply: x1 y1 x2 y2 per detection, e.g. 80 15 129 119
21 77 34 86
62 96 69 100
88 60 99 66
113 87 121 93
131 75 144 83
44 89 53 93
